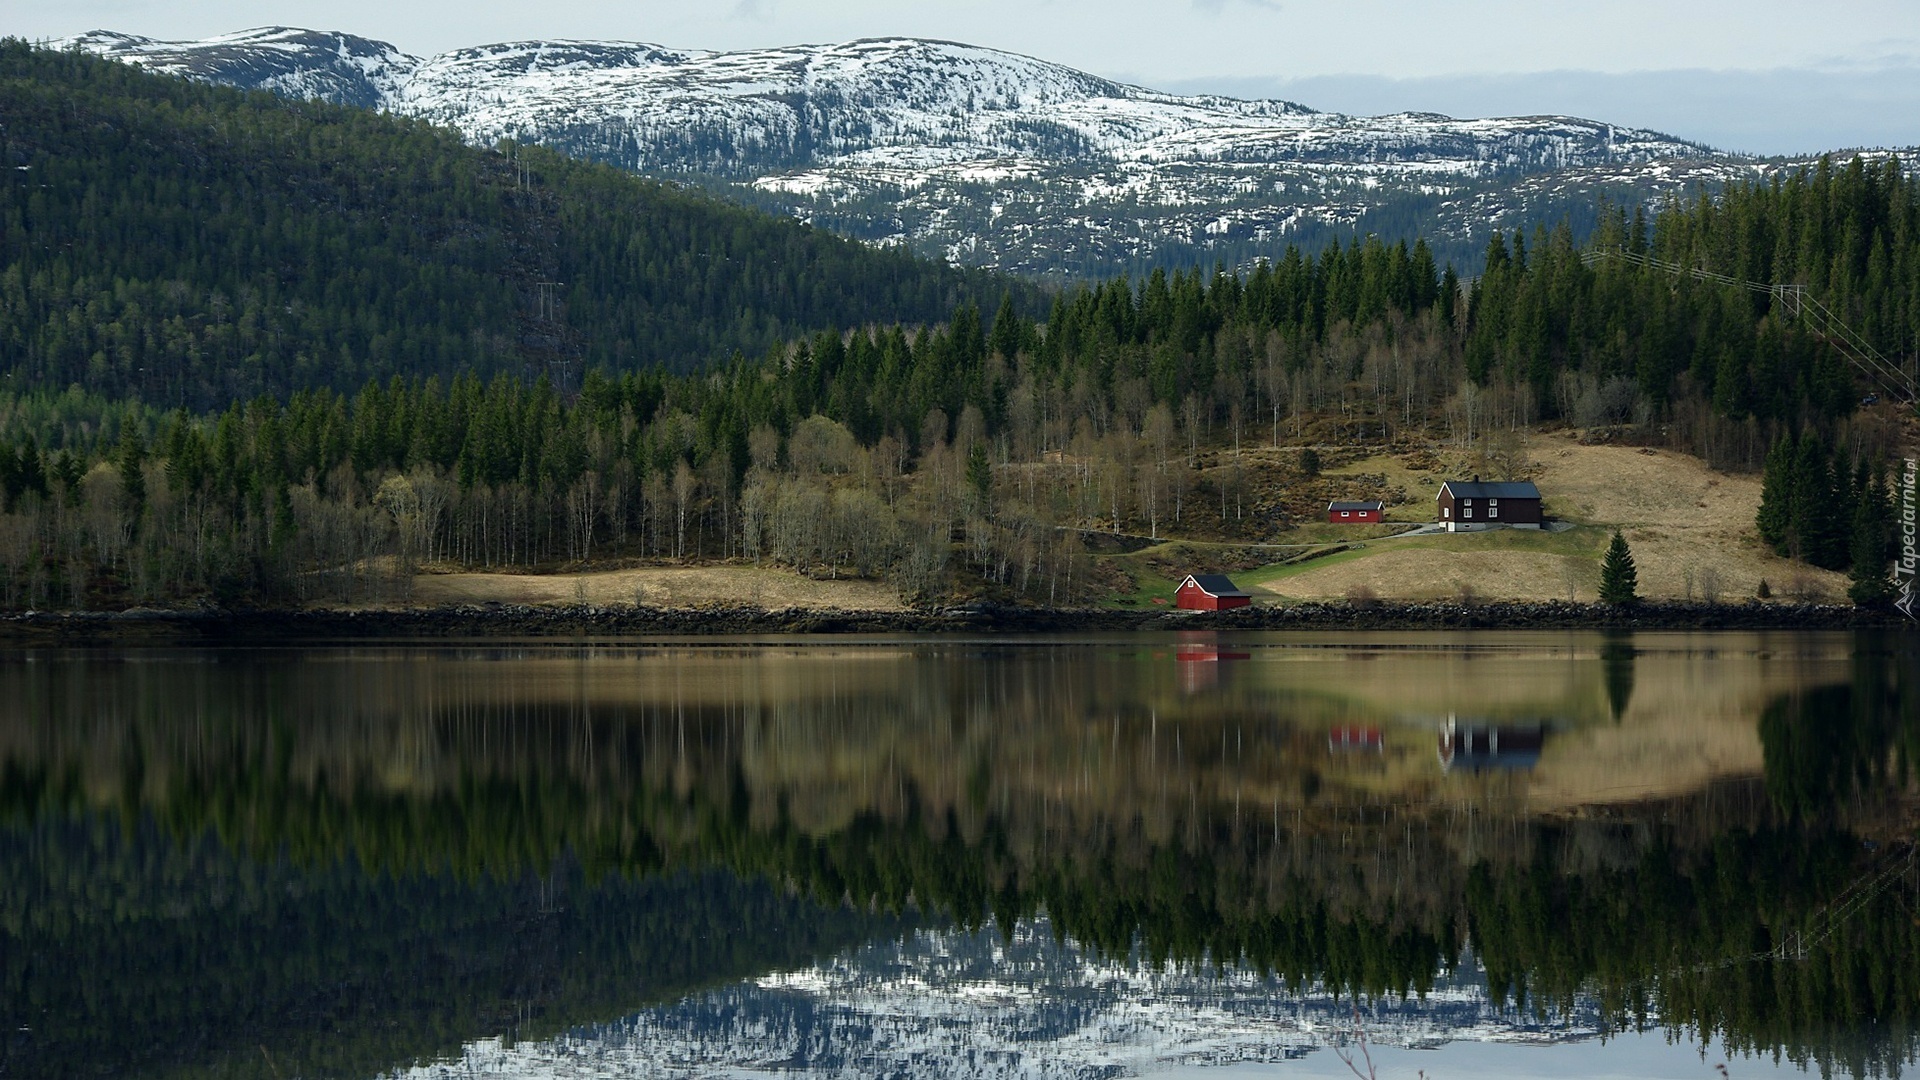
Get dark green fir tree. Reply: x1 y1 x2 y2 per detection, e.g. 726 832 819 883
966 441 994 511
116 426 147 524
1755 433 1795 554
1599 530 1639 605
1848 467 1895 607
1789 435 1849 569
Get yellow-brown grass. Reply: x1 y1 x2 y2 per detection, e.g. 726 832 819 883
409 564 906 611
1263 432 1846 602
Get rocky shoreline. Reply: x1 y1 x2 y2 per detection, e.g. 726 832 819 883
0 599 1904 643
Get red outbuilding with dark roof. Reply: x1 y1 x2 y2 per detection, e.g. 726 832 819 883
1175 574 1253 611
1327 500 1384 523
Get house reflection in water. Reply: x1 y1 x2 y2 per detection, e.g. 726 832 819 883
1327 725 1384 754
1173 632 1250 693
1438 715 1548 772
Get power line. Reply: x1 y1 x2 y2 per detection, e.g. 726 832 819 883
1582 247 1916 403
1661 844 1917 979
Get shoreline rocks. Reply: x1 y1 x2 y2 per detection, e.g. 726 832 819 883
0 599 1903 643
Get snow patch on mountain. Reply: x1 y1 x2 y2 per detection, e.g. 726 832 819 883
67 28 416 110
66 29 1704 178
68 27 1883 276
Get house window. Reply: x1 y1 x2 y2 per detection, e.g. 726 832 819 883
1442 507 1451 519
1489 499 1499 519
1463 505 1473 519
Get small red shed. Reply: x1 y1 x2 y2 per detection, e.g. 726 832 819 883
1328 500 1384 523
1175 574 1253 611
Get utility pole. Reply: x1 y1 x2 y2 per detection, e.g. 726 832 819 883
534 281 572 395
534 281 564 323
1582 247 1913 402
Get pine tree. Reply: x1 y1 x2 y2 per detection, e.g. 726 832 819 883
1755 433 1794 553
1599 530 1639 605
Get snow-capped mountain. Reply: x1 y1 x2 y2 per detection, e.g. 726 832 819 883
72 27 416 110
66 27 1781 274
391 919 1610 1079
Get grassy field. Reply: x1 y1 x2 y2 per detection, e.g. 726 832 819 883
408 564 906 611
1250 527 1610 602
1108 432 1848 606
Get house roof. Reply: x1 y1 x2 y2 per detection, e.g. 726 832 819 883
1328 500 1384 512
1437 480 1541 500
1183 574 1251 597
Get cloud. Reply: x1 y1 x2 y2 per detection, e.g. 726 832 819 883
731 0 775 21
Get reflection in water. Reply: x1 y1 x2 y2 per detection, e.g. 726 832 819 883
0 817 915 1079
1175 630 1252 694
0 632 1915 1079
1760 646 1920 819
400 922 1603 1080
1437 718 1547 772
1601 631 1636 720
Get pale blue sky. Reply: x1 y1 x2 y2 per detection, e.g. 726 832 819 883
13 0 1920 153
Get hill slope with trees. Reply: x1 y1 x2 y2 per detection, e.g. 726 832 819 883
1 33 1916 610
0 43 1023 408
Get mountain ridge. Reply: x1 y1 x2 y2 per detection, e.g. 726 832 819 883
67 27 1703 170
63 27 1900 276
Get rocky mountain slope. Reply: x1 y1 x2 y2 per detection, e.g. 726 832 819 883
67 27 1806 275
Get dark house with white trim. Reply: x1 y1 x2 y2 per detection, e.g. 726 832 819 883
1436 480 1542 531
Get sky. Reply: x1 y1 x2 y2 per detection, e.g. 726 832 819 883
13 0 1920 154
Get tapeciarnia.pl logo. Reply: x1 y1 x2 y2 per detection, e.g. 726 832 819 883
1898 457 1918 620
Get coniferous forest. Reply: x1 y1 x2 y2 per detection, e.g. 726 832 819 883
0 43 1021 405
1 42 1918 608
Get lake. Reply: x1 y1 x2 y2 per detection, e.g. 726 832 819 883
2 631 1915 1079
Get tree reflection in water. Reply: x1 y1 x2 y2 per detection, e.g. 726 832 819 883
0 633 1914 1078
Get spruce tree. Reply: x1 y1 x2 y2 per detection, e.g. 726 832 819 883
1848 467 1895 606
1808 456 1851 571
117 428 147 524
0 441 18 513
1599 530 1639 605
1788 435 1848 568
16 436 47 503
1756 433 1794 553
966 441 993 511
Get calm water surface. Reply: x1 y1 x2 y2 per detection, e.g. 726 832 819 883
2 630 1916 1079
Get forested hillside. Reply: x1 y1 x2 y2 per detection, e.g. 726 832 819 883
0 43 1019 407
0 31 1915 609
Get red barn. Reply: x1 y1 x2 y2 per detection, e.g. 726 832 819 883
1327 500 1384 523
1175 574 1253 611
